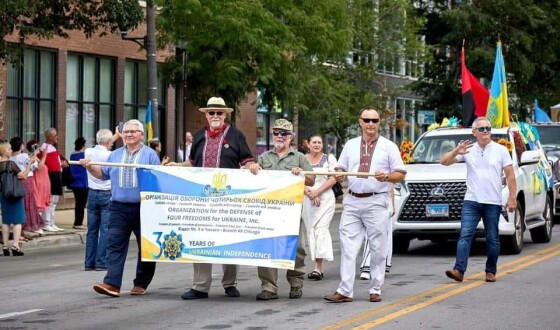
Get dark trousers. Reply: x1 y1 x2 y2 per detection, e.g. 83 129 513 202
103 201 156 289
72 188 89 226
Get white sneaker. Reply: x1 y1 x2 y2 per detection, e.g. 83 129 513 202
360 272 371 280
42 225 57 232
52 225 64 232
33 229 44 235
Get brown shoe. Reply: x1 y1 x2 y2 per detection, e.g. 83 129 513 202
324 292 353 303
485 272 496 282
445 269 464 282
369 293 382 302
93 283 120 297
130 286 146 295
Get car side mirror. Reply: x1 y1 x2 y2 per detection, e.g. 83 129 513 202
519 150 540 165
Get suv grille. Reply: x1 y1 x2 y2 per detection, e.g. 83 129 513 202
399 182 466 222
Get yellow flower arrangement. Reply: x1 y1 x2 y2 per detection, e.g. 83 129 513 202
496 138 513 152
400 140 413 164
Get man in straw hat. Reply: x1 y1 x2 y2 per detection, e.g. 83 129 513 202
81 119 161 297
248 118 315 300
324 108 406 303
169 96 255 300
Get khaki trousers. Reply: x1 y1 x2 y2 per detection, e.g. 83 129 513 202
257 219 307 293
191 263 238 293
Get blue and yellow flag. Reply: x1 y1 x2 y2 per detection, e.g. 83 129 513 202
145 100 153 141
486 42 510 128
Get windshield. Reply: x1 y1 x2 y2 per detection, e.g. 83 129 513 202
409 133 507 164
535 126 560 148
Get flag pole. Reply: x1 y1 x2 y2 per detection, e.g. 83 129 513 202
68 161 379 177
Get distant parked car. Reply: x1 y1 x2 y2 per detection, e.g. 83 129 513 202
533 122 560 220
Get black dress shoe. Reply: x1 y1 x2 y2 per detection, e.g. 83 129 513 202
224 286 240 297
181 289 208 300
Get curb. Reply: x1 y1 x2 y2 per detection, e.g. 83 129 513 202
22 231 85 253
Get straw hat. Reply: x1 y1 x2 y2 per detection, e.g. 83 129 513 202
198 97 234 113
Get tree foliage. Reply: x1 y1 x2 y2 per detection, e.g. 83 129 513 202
413 0 560 119
0 0 144 64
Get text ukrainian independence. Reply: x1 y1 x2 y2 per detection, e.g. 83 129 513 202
137 166 305 269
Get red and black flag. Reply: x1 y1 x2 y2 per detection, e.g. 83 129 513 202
461 48 489 127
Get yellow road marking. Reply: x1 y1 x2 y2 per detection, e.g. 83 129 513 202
320 243 560 330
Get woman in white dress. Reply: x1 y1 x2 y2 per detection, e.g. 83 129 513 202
302 135 337 280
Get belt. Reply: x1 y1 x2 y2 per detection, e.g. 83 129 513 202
90 188 111 192
348 190 388 198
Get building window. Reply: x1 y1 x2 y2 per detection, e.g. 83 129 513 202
124 60 166 141
6 48 56 143
256 89 283 156
66 54 115 152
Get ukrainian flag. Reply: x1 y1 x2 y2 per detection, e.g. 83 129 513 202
486 42 510 128
145 100 153 141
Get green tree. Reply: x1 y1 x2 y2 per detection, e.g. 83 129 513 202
413 0 560 120
157 0 352 114
0 0 144 64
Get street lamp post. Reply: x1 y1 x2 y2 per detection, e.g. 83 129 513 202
120 0 158 138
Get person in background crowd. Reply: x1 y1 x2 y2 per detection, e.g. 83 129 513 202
1 142 34 256
248 118 315 300
84 128 118 272
39 128 66 232
324 108 406 303
9 137 44 237
177 131 193 162
169 97 255 300
440 117 516 283
149 139 170 165
81 119 160 297
69 137 89 230
301 134 337 281
299 139 310 154
27 139 51 226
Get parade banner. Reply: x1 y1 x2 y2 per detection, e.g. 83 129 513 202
137 165 305 269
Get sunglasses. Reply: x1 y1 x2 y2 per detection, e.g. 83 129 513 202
208 111 224 116
360 118 380 124
272 131 291 137
475 126 492 133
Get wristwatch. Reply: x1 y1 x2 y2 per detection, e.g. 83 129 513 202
384 174 389 182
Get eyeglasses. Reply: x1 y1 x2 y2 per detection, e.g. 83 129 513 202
475 126 492 133
272 131 291 137
208 111 224 116
360 117 380 123
122 130 142 134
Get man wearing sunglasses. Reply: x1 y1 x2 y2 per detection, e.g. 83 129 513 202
172 96 255 300
323 108 406 304
248 118 315 300
440 116 516 283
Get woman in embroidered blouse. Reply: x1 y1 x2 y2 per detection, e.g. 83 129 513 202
301 134 338 280
0 142 34 256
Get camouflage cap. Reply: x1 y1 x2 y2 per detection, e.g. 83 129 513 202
272 119 293 132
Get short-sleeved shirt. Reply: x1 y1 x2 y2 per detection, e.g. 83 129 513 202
101 145 160 203
257 147 313 172
190 125 254 169
456 141 512 205
85 145 112 190
10 153 37 177
337 136 406 194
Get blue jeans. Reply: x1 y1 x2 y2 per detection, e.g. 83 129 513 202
454 200 501 275
85 190 111 268
103 201 156 289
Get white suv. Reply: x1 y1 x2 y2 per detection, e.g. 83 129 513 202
393 126 554 254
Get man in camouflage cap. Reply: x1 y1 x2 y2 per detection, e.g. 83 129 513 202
248 118 315 300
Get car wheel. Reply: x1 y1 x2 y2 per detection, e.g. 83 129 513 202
530 195 553 243
393 236 410 254
500 202 524 255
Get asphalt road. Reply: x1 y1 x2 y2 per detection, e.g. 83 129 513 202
1 213 559 330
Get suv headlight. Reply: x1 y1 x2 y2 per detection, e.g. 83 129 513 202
394 182 407 196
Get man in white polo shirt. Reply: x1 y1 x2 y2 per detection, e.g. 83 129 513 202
84 128 117 271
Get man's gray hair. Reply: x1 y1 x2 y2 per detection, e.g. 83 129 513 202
124 119 145 133
472 117 490 128
44 127 56 137
96 129 113 144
